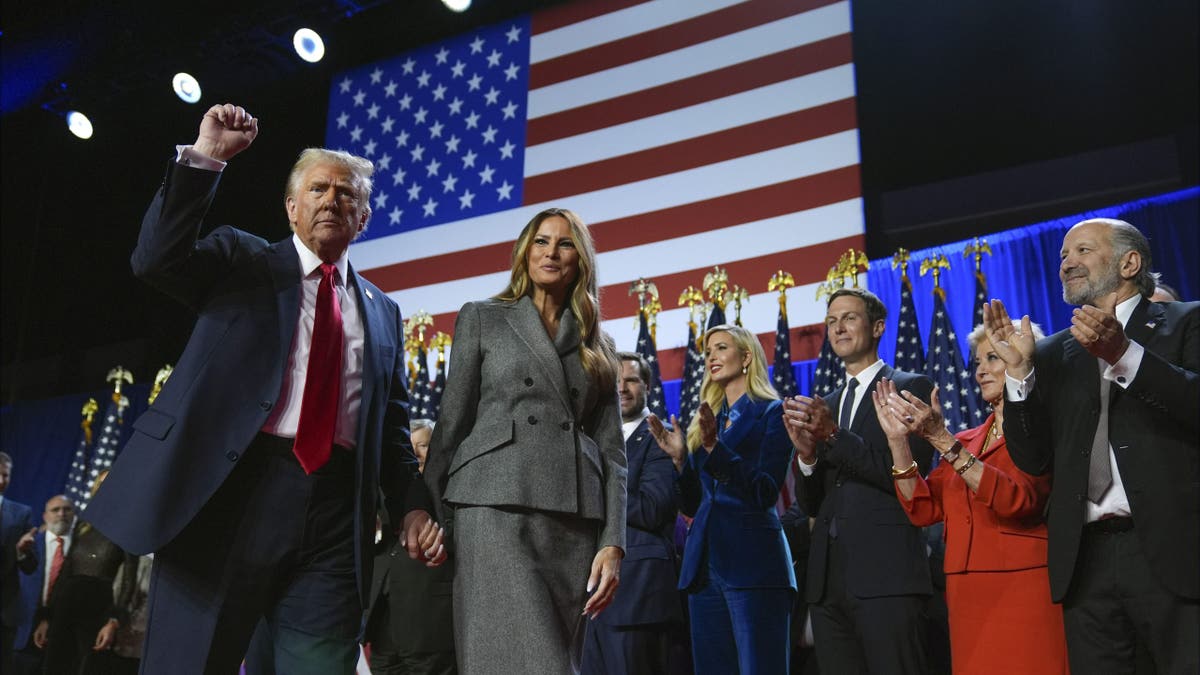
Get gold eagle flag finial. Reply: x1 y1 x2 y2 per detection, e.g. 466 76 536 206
768 270 795 318
702 266 729 311
837 248 869 288
105 366 134 405
149 365 174 405
963 237 992 273
891 248 913 279
729 285 750 326
920 253 952 299
678 285 706 333
80 398 99 446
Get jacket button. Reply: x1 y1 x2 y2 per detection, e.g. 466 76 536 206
1081 447 1090 456
525 377 534 386
259 400 272 411
834 479 844 487
561 421 571 431
226 451 239 462
1076 493 1086 502
528 415 538 425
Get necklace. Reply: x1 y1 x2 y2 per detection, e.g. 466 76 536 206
986 419 1004 445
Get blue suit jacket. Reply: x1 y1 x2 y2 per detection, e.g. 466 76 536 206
13 530 48 650
677 396 796 591
85 161 429 605
2 498 35 631
593 417 683 627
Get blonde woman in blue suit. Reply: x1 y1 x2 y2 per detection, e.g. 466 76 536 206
424 208 627 675
648 324 796 674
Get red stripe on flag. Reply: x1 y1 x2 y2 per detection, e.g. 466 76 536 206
524 98 858 203
531 0 650 34
526 34 853 145
529 0 841 88
358 166 861 294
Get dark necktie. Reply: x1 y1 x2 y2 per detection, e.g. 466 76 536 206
1087 376 1113 502
46 536 64 603
293 263 344 474
839 378 859 428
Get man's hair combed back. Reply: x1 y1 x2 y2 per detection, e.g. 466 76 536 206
0 451 11 466
1103 219 1157 297
827 287 887 326
285 148 375 205
617 351 652 385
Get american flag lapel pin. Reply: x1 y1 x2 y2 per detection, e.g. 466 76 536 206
365 288 375 300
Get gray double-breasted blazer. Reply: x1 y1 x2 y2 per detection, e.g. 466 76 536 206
424 296 627 552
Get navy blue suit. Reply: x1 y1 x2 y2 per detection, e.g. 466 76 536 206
581 417 683 675
798 364 935 674
677 395 796 674
84 160 428 673
2 497 36 671
13 530 48 652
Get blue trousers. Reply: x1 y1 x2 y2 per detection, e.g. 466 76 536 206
688 563 793 674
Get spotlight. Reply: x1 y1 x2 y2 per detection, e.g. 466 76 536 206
293 28 325 63
66 111 93 139
442 0 471 11
172 72 202 104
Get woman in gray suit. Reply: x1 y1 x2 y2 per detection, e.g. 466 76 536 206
423 207 627 675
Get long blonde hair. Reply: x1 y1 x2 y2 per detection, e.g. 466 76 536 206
495 208 618 392
686 324 779 451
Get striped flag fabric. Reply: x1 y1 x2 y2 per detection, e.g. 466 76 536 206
634 313 669 420
427 353 447 422
893 275 926 374
64 401 98 508
677 320 705 432
810 334 844 398
77 395 128 512
923 290 975 432
772 303 798 397
328 0 866 381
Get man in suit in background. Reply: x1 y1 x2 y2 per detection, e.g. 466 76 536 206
1 452 37 675
83 103 444 675
985 217 1199 673
780 496 818 675
365 419 457 675
581 352 683 675
12 494 75 675
785 287 936 674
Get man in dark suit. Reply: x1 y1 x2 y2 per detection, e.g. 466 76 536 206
581 353 683 675
779 498 818 675
12 494 75 675
985 217 1199 674
84 103 444 675
364 419 457 675
784 287 935 674
1 452 37 675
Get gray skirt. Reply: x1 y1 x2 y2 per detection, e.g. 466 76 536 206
453 505 598 675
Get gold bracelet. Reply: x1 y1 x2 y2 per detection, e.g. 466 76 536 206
955 452 977 475
891 460 919 479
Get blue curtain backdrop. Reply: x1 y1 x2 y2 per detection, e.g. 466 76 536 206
1 188 1195 508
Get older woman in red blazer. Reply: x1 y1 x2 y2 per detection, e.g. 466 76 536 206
872 321 1069 675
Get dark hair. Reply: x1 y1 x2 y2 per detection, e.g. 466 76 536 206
827 287 887 326
617 351 651 385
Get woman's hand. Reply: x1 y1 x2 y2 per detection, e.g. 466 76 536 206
885 384 956 449
582 546 622 619
93 619 119 651
647 413 686 470
872 380 911 442
696 402 718 450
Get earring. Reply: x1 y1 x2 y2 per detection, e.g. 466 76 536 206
742 366 748 375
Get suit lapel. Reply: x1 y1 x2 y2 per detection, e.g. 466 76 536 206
267 240 302 362
350 265 380 451
504 296 573 415
719 397 762 452
1124 296 1163 347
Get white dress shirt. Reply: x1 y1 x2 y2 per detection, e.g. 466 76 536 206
621 409 650 442
797 359 886 476
42 530 72 603
1004 294 1145 521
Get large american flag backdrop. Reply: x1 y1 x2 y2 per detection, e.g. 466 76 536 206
327 0 865 391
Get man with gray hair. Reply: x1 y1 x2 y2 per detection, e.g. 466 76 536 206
84 103 444 674
984 217 1199 673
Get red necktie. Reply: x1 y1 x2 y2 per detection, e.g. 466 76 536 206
46 536 64 603
293 263 344 474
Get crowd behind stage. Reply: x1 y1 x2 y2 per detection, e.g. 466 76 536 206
1 103 1197 675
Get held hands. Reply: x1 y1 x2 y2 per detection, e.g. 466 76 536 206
582 546 622 619
193 103 259 162
1070 292 1129 364
401 509 447 567
647 413 686 470
93 619 118 651
982 299 1036 380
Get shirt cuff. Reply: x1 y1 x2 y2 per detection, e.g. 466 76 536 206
175 145 227 171
1005 367 1035 401
1103 340 1144 388
796 455 818 476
